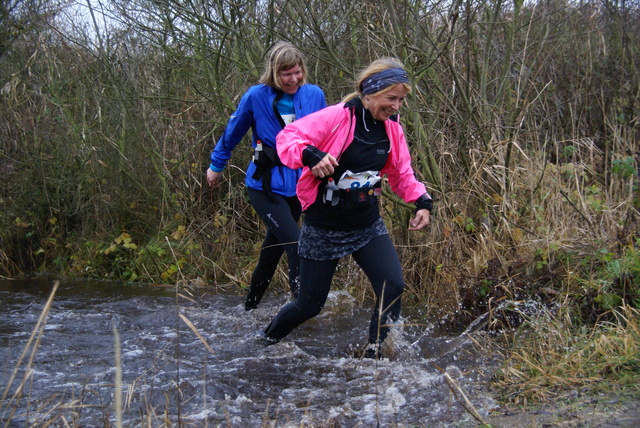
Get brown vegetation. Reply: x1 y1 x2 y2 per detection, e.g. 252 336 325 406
1 0 639 408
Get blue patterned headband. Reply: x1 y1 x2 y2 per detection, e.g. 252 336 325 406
361 68 409 95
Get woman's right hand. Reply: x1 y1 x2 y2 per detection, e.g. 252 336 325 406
311 154 338 178
207 169 223 188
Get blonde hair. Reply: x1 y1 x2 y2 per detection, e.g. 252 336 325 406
259 41 308 90
342 57 412 102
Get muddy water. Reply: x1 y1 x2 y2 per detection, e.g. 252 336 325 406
0 277 498 427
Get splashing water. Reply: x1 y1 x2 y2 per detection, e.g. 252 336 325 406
0 278 499 427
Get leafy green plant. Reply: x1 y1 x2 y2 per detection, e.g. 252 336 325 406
612 157 637 179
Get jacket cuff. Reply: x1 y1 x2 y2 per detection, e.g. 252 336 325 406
414 194 433 213
210 163 226 173
302 146 328 169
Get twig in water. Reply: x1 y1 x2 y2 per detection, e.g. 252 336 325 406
442 371 487 425
179 314 215 355
113 325 123 428
1 281 59 423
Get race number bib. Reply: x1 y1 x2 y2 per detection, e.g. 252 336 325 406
336 170 381 190
281 114 296 126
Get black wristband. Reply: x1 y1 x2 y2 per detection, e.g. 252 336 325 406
302 146 328 169
415 194 433 213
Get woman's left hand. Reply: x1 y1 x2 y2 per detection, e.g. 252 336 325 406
408 209 430 231
311 153 339 178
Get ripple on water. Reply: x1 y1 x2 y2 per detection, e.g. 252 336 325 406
0 278 499 427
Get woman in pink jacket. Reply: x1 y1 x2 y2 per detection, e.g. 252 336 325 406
261 57 432 359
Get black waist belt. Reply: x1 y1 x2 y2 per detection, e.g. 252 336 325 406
251 145 284 198
324 185 381 209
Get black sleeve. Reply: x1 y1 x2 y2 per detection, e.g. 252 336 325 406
414 194 433 213
302 145 329 169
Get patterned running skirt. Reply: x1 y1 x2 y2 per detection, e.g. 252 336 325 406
298 217 388 261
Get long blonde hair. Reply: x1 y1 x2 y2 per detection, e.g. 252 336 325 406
342 57 412 102
259 41 308 90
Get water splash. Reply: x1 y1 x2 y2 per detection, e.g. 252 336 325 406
0 278 499 427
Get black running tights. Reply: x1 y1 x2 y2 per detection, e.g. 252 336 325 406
245 188 302 309
264 233 404 345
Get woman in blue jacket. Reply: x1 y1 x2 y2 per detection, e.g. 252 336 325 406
207 42 326 310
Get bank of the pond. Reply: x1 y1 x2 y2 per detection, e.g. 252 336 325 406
485 391 640 427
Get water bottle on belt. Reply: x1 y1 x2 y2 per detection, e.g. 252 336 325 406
253 140 263 162
324 177 340 206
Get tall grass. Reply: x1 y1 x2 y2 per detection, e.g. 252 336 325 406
1 281 59 424
491 302 640 403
